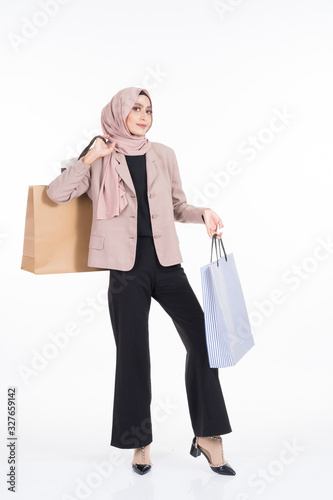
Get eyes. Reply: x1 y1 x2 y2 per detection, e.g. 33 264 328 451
132 106 153 114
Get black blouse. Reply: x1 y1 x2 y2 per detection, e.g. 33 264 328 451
125 154 153 237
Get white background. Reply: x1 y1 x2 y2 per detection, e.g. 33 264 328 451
1 0 333 498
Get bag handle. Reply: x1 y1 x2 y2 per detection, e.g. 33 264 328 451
210 233 227 266
78 135 109 160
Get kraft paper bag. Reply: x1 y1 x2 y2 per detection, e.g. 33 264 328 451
21 185 103 274
200 235 254 368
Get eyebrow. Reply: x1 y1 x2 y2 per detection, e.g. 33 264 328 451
133 102 152 109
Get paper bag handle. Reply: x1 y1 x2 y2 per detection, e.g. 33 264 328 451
210 233 227 266
78 135 109 160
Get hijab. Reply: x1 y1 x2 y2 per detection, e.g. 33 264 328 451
96 87 152 220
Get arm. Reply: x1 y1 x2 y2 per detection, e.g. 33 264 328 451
46 157 92 204
46 137 116 204
171 149 209 224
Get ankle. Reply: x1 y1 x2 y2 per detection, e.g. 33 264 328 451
132 444 152 465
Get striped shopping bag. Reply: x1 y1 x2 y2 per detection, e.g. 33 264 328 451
200 234 254 368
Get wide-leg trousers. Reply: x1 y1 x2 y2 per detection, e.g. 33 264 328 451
108 235 232 449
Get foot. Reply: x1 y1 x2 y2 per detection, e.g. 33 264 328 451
197 436 227 466
131 444 152 475
196 436 236 475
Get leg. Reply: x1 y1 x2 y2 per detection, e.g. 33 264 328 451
108 260 154 449
152 265 232 436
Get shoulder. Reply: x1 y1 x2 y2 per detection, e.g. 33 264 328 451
150 141 176 158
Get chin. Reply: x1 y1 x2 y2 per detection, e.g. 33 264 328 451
130 127 148 136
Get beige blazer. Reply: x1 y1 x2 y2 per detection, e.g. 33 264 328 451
46 141 208 271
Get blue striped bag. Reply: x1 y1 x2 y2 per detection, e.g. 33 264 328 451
200 234 254 368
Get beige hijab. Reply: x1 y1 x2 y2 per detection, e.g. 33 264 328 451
97 87 152 220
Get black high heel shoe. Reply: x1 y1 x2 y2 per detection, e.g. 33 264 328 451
131 445 152 475
132 463 151 475
190 436 236 475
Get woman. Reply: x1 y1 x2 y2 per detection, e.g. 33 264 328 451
46 87 236 476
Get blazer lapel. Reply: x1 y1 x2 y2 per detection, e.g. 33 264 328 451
114 147 158 194
114 152 134 193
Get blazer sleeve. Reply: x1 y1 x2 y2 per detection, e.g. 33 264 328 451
170 149 209 224
46 158 92 204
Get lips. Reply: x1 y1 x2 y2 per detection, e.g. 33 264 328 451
137 124 146 129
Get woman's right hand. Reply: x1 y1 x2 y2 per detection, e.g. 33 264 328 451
82 134 116 165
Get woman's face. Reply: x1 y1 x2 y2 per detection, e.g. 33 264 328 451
126 94 152 136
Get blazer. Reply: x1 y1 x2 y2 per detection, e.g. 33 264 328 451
46 141 209 271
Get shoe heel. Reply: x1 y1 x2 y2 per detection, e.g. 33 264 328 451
190 439 201 458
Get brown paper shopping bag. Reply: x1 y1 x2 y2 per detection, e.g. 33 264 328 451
21 185 103 274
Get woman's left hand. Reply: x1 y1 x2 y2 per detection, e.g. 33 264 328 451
202 208 223 239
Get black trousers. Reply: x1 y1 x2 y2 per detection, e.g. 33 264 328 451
108 236 232 449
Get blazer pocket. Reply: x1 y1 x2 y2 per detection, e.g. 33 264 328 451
89 234 104 250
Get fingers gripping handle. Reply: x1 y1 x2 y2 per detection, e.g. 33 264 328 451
78 135 108 160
